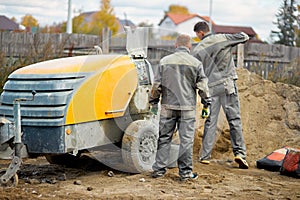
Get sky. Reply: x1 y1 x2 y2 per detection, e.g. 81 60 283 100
0 0 298 42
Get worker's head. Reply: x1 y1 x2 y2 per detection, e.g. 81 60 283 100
193 21 210 40
175 34 192 49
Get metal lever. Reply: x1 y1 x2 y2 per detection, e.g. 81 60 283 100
0 90 37 187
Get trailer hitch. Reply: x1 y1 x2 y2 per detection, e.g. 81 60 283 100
0 91 36 187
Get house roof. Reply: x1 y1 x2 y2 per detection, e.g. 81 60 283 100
212 24 262 43
0 15 19 31
81 11 95 17
118 19 135 27
116 18 136 33
213 24 257 37
79 12 135 26
158 13 215 26
80 11 98 22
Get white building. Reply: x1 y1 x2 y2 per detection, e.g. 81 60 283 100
158 13 212 38
158 13 259 43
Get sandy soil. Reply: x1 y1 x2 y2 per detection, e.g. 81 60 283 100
0 68 299 200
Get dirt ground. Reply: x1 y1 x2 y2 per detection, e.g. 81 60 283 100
0 68 299 200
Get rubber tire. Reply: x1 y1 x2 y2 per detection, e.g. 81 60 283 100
121 120 158 173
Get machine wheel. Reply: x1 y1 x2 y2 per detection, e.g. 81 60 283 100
0 169 18 187
45 153 81 167
121 120 158 173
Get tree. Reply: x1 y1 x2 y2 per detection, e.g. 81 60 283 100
21 14 38 27
88 0 119 36
88 0 119 53
271 0 297 46
10 17 17 23
138 22 153 27
40 22 64 33
167 5 190 14
72 14 89 34
295 5 300 47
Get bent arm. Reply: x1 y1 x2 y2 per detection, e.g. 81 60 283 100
225 32 249 46
149 64 162 104
196 63 211 107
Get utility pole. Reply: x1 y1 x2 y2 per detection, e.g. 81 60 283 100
209 0 213 31
66 0 72 34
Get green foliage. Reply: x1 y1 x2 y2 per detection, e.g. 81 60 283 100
271 0 297 46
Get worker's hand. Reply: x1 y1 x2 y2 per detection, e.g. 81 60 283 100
201 107 210 119
150 104 158 115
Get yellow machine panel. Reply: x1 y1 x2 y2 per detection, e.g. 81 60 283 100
13 55 126 74
13 54 138 125
66 56 138 124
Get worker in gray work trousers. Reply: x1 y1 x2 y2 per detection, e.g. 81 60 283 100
192 21 249 169
149 34 211 181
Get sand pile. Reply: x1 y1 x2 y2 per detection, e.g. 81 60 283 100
194 67 300 166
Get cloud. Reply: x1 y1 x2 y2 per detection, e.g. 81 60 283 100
193 0 281 39
113 6 164 25
0 0 69 25
0 0 292 40
1 0 63 9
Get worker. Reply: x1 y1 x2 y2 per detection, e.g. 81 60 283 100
149 34 211 181
192 21 249 169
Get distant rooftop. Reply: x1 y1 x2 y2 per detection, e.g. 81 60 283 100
0 15 19 31
118 19 135 27
159 13 214 25
213 24 256 37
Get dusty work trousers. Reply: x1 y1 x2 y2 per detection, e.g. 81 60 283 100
200 83 247 160
152 109 196 176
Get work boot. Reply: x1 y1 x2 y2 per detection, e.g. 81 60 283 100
180 172 198 181
234 155 249 169
151 170 165 178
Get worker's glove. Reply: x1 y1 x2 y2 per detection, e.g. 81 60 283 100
201 107 210 119
150 104 158 115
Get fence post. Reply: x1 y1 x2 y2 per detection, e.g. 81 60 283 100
102 28 109 54
237 44 244 68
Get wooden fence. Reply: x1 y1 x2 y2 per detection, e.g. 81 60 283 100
242 43 300 80
0 32 299 81
0 32 100 58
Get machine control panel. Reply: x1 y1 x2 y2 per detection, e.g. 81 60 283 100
133 59 152 85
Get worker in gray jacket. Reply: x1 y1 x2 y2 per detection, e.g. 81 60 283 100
192 21 249 169
149 34 211 181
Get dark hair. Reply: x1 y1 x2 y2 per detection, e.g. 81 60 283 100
193 21 209 32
